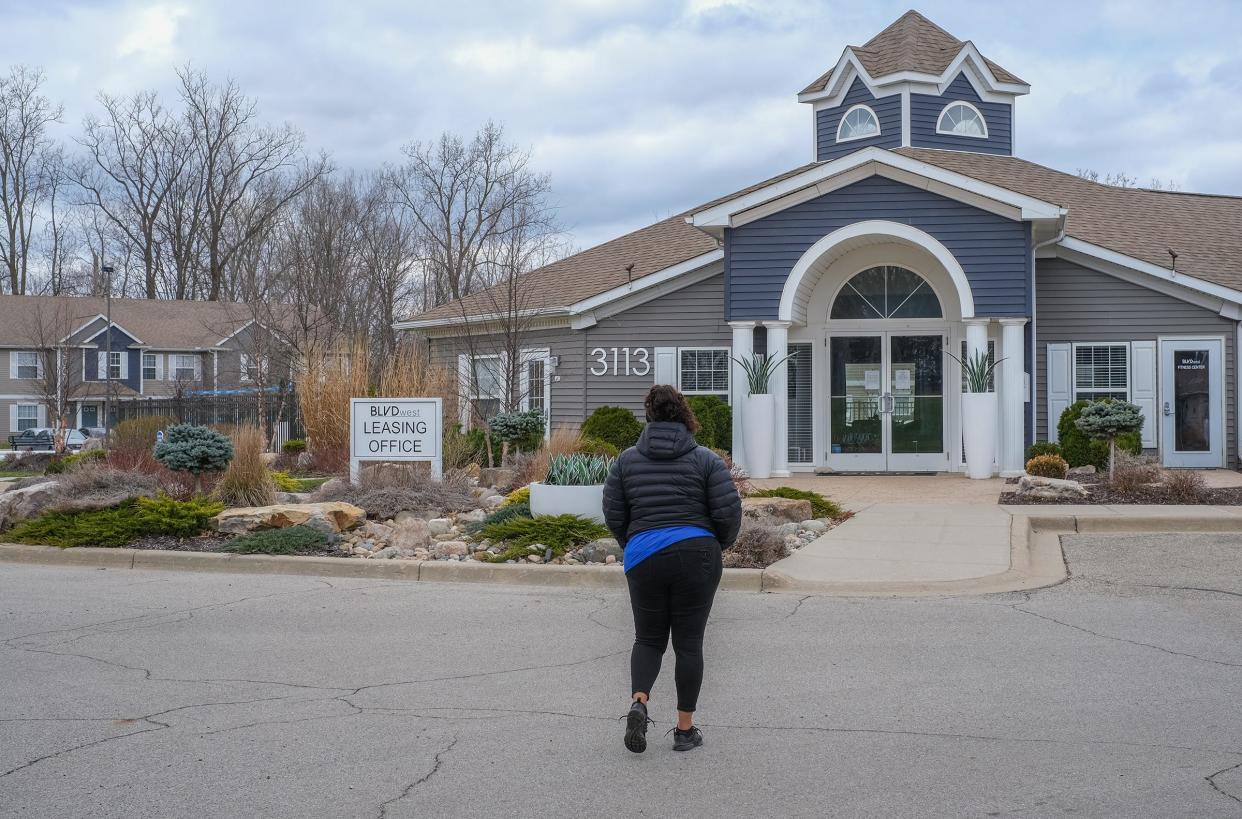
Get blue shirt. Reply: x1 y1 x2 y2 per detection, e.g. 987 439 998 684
623 526 715 573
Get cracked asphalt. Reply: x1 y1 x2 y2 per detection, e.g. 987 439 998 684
2 532 1241 818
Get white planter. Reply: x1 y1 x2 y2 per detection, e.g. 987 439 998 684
528 482 605 523
961 392 998 479
743 393 775 480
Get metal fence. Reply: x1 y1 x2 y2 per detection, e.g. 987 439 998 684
110 388 304 451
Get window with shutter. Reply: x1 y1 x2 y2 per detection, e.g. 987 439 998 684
1073 344 1129 402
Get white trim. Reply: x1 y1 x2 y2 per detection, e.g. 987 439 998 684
83 320 145 346
1056 239 1242 307
935 100 989 139
900 88 911 147
778 220 976 323
571 260 723 329
568 250 724 314
59 314 109 344
518 347 552 438
1158 335 1228 468
834 104 881 143
395 307 569 332
1070 342 1132 404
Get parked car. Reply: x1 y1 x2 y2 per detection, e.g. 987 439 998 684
79 427 108 440
7 428 87 452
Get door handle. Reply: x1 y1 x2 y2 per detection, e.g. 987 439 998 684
1163 401 1172 417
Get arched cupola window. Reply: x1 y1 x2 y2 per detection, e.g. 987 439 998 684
936 101 988 138
830 266 943 320
836 104 880 142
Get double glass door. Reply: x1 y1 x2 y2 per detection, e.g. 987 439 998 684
828 333 947 471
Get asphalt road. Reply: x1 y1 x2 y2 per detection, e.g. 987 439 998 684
2 533 1241 818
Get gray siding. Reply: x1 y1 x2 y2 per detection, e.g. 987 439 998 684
815 77 901 161
725 175 1030 320
911 73 1013 155
1035 257 1237 464
428 274 731 427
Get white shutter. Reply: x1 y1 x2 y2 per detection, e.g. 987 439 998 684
1130 340 1158 449
119 352 129 380
35 353 43 379
1046 342 1071 442
7 351 15 380
36 404 47 427
96 352 107 381
8 405 16 433
654 347 677 386
239 353 251 382
193 356 202 382
156 354 165 381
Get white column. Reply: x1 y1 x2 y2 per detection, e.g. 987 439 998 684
965 318 989 365
729 322 755 470
765 321 791 478
1000 319 1028 477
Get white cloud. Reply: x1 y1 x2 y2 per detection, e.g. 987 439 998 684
117 3 188 60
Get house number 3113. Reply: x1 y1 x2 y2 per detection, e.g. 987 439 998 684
589 347 650 377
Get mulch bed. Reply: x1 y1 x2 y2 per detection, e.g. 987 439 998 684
1001 473 1242 505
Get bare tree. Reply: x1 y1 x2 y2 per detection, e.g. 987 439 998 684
0 66 62 295
1077 168 1179 191
392 121 554 306
178 67 328 300
19 298 93 445
72 90 191 298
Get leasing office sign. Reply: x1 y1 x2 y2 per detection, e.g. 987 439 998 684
349 398 442 481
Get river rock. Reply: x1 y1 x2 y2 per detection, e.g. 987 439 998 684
579 538 623 564
390 517 432 550
428 517 454 535
458 508 487 525
1016 474 1089 500
433 540 469 558
212 501 366 535
741 497 813 526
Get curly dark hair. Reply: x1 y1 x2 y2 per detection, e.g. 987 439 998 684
643 384 699 433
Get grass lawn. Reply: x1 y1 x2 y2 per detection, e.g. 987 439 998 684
292 477 329 492
0 470 40 479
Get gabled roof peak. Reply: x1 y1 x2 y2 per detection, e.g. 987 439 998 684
799 10 1025 98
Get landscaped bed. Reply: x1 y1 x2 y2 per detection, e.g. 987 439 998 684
1001 471 1242 505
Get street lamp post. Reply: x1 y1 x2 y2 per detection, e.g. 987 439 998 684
102 264 115 437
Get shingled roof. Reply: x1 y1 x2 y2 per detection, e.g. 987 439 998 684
406 149 1242 325
799 10 1024 95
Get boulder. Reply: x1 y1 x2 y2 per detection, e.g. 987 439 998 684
579 538 623 564
477 468 517 490
427 517 454 536
1067 465 1097 477
1016 475 1089 500
483 494 506 509
389 517 432 550
457 508 487 525
433 540 469 558
741 497 813 526
361 521 396 543
317 477 350 497
0 481 58 531
212 501 366 535
801 519 830 534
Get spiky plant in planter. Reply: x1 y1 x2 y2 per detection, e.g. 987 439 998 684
545 453 613 486
530 453 612 523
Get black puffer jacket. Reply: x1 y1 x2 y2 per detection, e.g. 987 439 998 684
602 421 742 548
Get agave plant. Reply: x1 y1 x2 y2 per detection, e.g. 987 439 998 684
733 351 798 395
545 452 613 486
946 348 1005 393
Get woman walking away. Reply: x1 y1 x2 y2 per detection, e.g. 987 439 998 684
603 385 742 754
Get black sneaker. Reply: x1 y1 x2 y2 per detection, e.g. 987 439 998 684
672 726 703 752
622 700 652 754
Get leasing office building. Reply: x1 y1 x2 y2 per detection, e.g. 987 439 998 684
400 11 1242 475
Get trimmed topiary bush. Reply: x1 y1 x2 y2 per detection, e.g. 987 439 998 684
1024 441 1061 462
479 513 609 562
1056 400 1141 470
748 486 842 519
221 525 328 555
155 424 234 492
7 495 224 548
281 439 307 454
581 405 643 451
1025 453 1069 479
488 410 546 460
1076 399 1145 474
686 395 732 452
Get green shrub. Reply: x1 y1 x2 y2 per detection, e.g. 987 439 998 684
545 453 612 486
581 406 642 451
1057 400 1141 469
502 486 530 508
1076 399 1145 473
45 448 106 475
488 410 545 453
1025 453 1069 479
748 486 842 519
155 424 234 488
221 525 328 555
1024 441 1061 462
281 439 307 454
8 495 224 549
687 395 731 451
270 470 303 492
463 427 503 467
479 513 609 562
576 436 620 458
468 500 532 534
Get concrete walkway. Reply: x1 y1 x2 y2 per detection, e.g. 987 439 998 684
766 501 1012 587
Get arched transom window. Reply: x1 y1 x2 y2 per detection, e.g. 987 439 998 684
936 101 988 138
831 266 943 320
836 104 880 142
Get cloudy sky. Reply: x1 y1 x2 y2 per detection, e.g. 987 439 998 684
9 0 1242 250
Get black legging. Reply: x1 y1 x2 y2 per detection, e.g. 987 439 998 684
626 537 723 713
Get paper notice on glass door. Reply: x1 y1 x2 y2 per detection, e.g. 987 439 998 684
894 369 911 391
864 369 880 391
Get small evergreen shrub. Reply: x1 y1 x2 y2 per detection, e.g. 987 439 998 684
576 436 620 458
221 525 328 555
270 470 303 492
581 406 642 451
479 513 609 562
155 424 234 490
748 486 842 519
1057 401 1141 470
8 495 223 548
46 448 107 475
687 395 732 451
1076 399 1145 473
1025 454 1069 479
1025 441 1061 462
463 427 503 466
281 439 307 454
488 410 546 457
468 500 532 534
502 486 530 508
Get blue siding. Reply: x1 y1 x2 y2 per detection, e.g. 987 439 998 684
84 326 142 393
911 73 1012 155
816 78 901 161
724 175 1030 320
